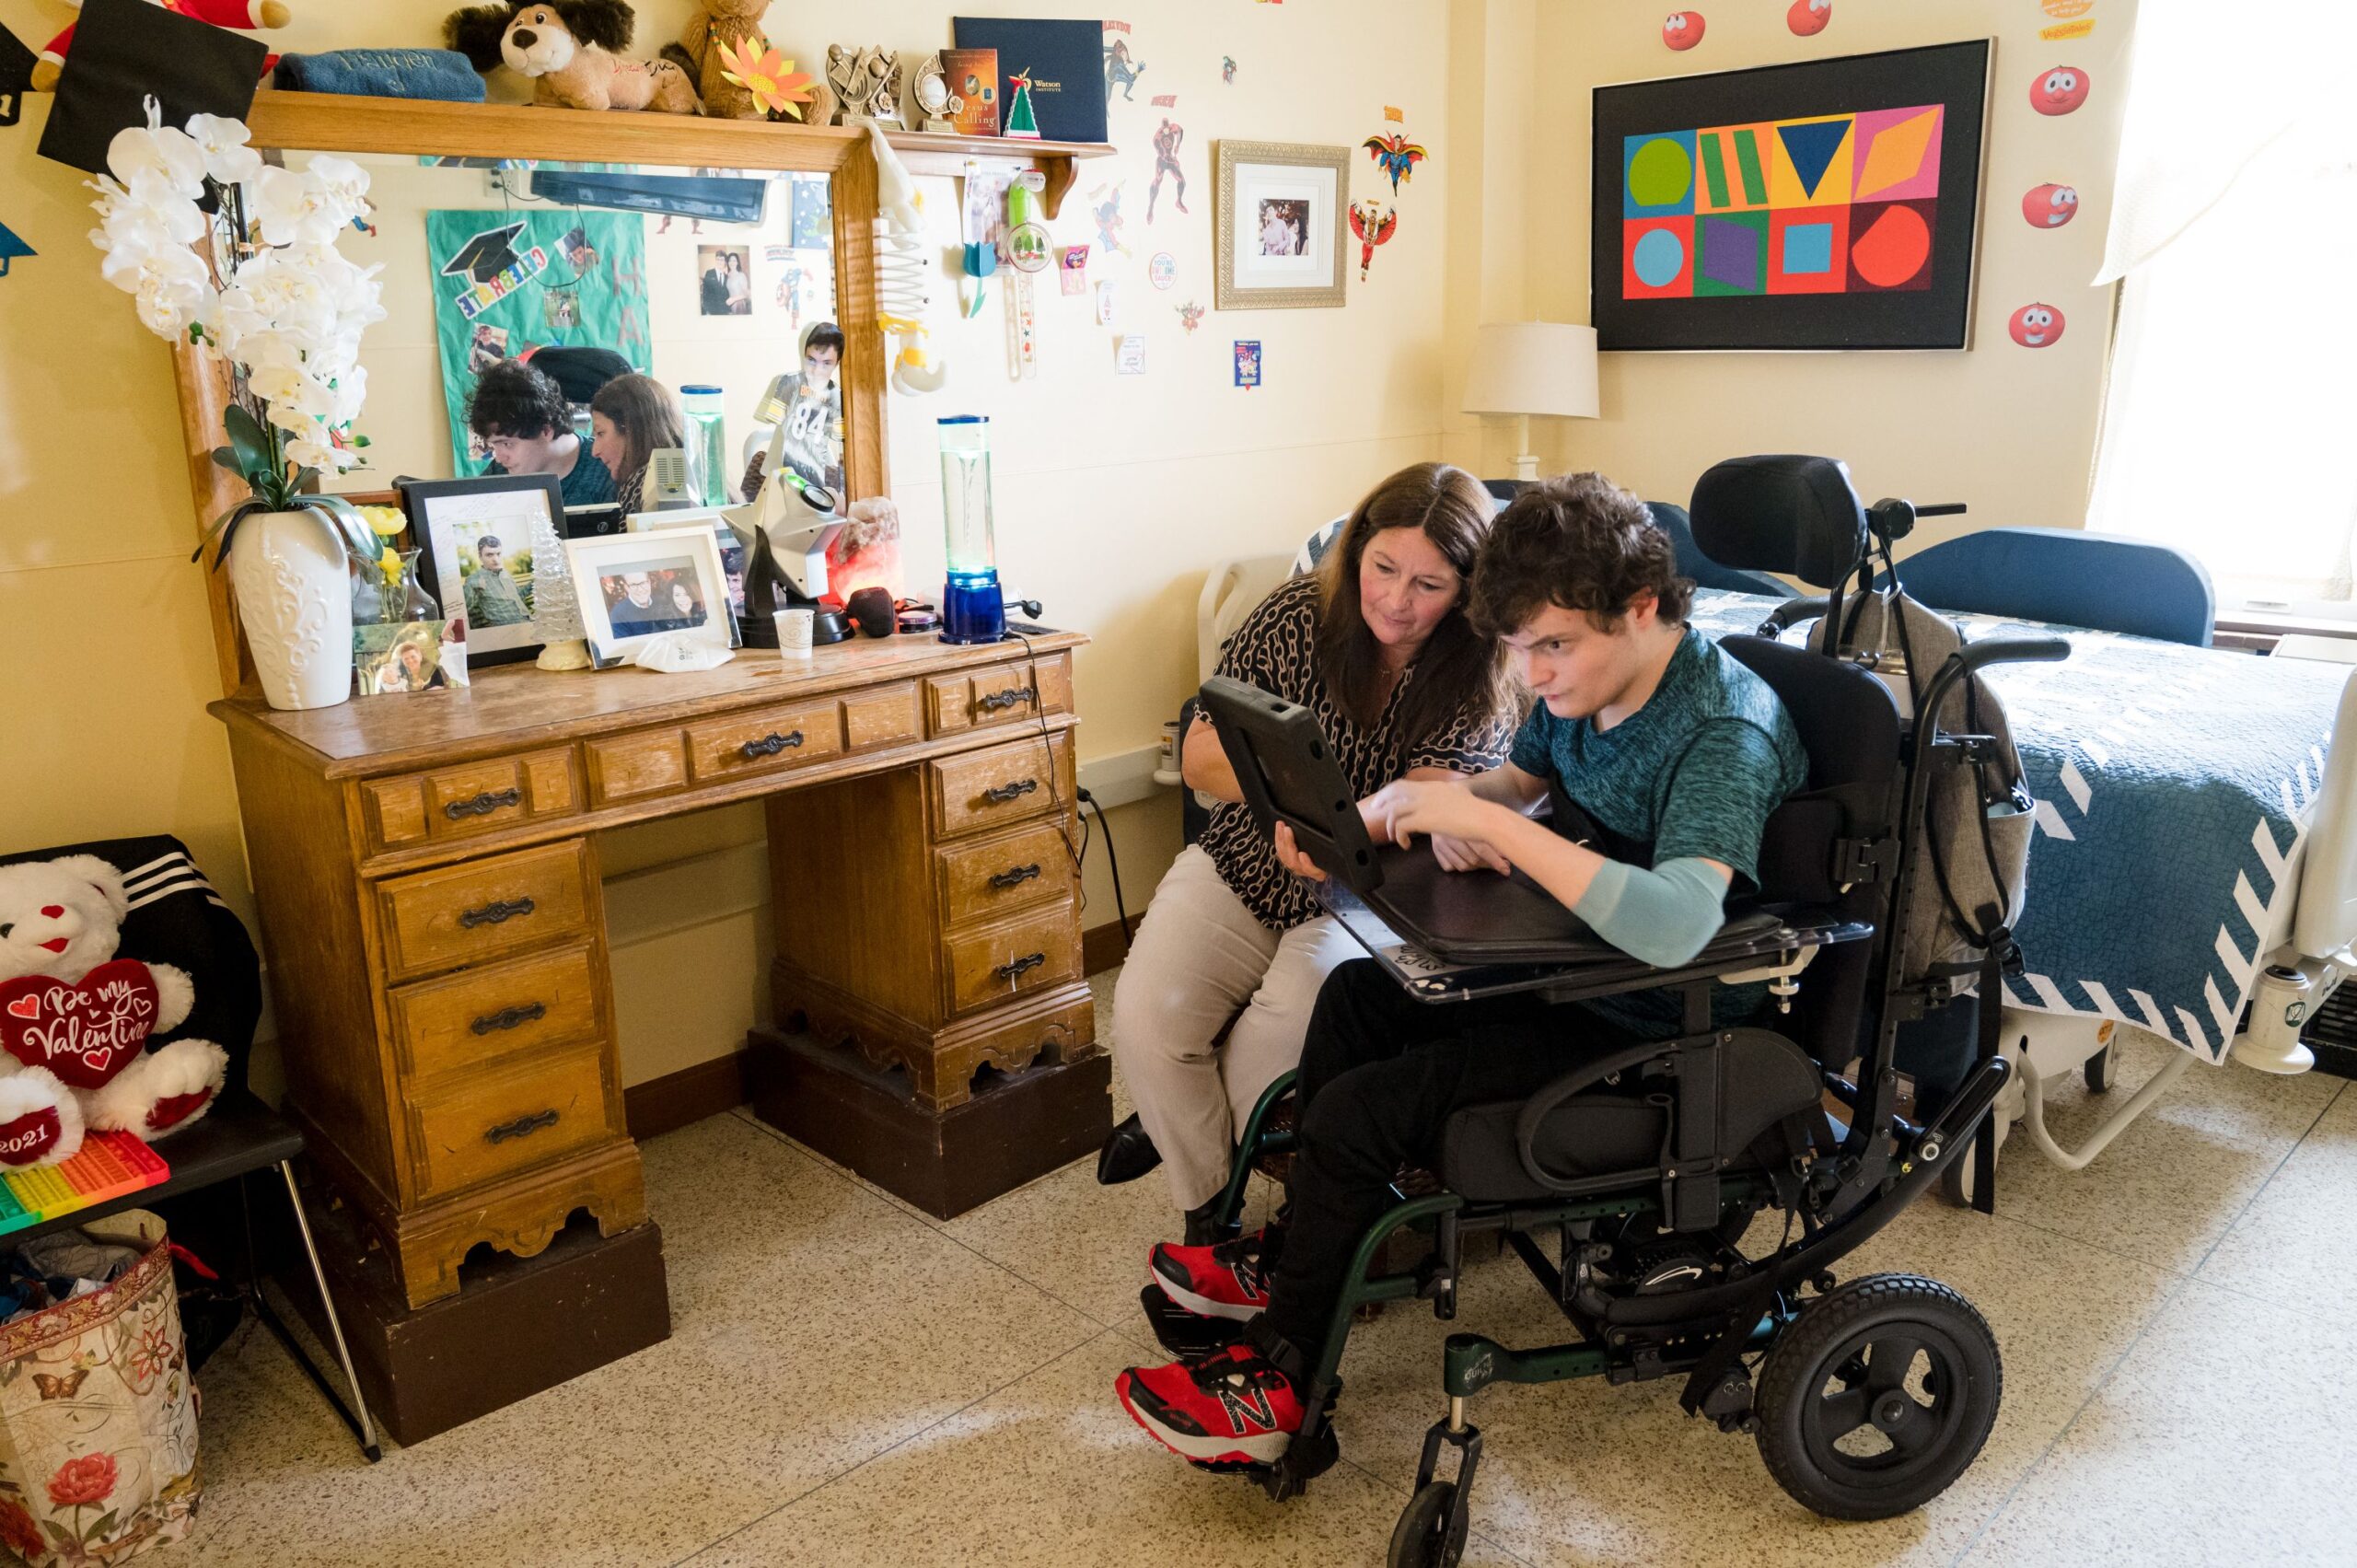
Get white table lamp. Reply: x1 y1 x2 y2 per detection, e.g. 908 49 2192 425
1460 321 1600 482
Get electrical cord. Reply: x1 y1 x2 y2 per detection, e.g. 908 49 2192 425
1002 622 1135 949
1078 787 1133 945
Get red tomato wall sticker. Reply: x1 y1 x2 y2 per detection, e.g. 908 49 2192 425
1788 0 1831 37
2009 302 2065 347
1663 12 1704 50
2031 65 2090 115
2023 183 2080 227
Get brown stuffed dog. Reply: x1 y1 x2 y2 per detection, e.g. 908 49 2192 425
663 0 770 121
447 1 701 114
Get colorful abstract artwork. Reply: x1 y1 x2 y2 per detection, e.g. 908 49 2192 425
1593 41 1988 350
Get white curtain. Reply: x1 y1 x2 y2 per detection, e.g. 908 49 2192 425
2084 3 2357 610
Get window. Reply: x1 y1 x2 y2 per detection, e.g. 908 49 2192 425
2084 12 2357 614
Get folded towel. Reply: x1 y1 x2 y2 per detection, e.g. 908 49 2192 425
272 48 485 102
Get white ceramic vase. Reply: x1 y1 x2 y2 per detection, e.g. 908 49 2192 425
227 508 354 711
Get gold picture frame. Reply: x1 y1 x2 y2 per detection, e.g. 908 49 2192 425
1214 140 1350 310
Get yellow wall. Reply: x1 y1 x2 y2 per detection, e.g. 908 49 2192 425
0 0 1457 1090
1521 0 2138 551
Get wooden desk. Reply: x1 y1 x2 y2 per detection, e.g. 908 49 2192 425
212 629 1097 1312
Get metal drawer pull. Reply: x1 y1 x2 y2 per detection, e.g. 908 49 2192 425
981 778 1039 805
458 897 537 929
471 1002 548 1036
977 685 1036 713
993 951 1048 981
485 1109 559 1144
445 787 523 820
988 863 1044 890
740 729 806 760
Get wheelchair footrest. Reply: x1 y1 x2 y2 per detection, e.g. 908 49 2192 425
1238 1421 1341 1502
1139 1284 1247 1359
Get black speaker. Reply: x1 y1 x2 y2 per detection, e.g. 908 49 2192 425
845 586 897 638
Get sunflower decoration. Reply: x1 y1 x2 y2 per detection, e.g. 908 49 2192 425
716 37 817 122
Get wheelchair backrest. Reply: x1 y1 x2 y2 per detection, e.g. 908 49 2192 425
1719 634 1901 910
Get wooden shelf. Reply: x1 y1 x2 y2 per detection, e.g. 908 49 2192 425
243 91 1112 217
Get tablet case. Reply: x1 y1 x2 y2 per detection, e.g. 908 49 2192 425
1198 677 1608 965
949 17 1106 145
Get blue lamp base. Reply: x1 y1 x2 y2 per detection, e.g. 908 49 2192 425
940 571 1006 644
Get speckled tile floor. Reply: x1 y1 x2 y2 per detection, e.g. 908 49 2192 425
173 974 2354 1567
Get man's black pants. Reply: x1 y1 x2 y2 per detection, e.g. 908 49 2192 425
1256 958 1631 1359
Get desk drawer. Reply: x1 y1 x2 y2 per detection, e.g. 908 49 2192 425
925 655 1074 738
938 819 1077 929
363 748 580 852
376 841 595 982
584 728 690 807
946 905 1082 1016
686 700 846 784
388 942 606 1083
928 734 1074 841
405 1042 611 1202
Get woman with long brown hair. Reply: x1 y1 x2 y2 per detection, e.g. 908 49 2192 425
588 372 687 516
1106 462 1515 1242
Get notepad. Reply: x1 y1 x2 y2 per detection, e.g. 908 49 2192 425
0 1133 169 1237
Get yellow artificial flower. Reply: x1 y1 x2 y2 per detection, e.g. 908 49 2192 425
359 505 407 539
716 37 816 122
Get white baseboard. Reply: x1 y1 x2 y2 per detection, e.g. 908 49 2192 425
1076 744 1172 811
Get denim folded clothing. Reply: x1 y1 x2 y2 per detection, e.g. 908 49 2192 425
273 48 487 102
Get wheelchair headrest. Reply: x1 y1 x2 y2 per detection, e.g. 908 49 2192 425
1689 455 1869 591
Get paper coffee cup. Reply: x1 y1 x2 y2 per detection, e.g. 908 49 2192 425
774 607 816 656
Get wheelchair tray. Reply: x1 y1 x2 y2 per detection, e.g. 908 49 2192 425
1322 882 1873 1005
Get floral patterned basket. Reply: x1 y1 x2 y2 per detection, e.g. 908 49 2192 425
0 1212 198 1567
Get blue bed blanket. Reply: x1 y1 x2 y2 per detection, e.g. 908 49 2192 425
1688 590 2350 1063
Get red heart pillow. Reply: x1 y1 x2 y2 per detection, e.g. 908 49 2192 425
0 959 157 1091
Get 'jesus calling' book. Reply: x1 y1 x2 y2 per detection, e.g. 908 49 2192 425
949 17 1107 145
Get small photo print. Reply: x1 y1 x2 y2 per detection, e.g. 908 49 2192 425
1255 198 1312 258
354 621 448 696
598 552 713 637
698 244 753 317
1233 340 1262 389
466 321 511 373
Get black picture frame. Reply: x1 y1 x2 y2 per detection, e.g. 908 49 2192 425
1591 40 1991 352
398 473 568 668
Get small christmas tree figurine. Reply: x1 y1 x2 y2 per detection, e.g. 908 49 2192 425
1004 68 1041 140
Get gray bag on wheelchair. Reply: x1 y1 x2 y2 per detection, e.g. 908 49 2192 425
1811 588 2037 992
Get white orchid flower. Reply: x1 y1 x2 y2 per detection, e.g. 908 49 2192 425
252 165 347 246
183 113 263 187
105 122 206 202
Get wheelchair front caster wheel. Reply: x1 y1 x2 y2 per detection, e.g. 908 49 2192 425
1754 1272 2002 1520
1387 1481 1469 1568
2084 1044 2113 1093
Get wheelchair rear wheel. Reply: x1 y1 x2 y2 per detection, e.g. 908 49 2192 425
1387 1480 1469 1568
1754 1273 2002 1520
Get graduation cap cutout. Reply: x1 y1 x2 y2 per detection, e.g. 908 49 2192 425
440 223 528 285
0 222 32 276
39 0 265 175
0 28 37 129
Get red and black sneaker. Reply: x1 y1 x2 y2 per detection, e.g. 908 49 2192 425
1115 1342 1306 1467
1147 1228 1273 1322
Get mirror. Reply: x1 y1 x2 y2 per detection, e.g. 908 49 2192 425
282 150 853 530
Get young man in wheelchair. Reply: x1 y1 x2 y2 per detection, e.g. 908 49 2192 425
1115 471 1811 1466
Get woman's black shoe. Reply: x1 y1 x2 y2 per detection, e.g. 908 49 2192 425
1096 1112 1163 1185
1182 1194 1242 1247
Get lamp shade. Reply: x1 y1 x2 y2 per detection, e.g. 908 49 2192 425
1460 321 1600 420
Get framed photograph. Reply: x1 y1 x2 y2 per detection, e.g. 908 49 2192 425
401 473 571 668
354 621 451 696
625 505 749 619
1215 141 1349 310
1592 40 1991 352
565 525 738 668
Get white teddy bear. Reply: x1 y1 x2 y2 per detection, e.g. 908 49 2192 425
0 855 230 1167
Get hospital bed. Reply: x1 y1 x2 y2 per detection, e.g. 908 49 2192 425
1189 555 2355 1191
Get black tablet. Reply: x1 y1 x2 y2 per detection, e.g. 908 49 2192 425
1197 677 1387 895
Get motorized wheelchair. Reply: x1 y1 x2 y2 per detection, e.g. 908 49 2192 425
1144 456 2069 1566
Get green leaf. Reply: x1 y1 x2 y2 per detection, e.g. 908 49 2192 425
89 1509 118 1539
221 402 272 482
301 494 378 561
193 497 268 568
210 446 243 475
